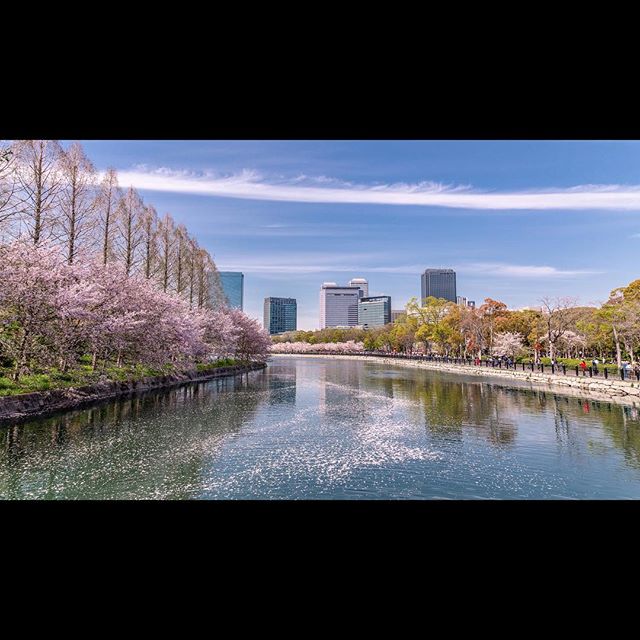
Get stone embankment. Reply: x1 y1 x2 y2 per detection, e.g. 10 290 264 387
0 362 267 423
271 353 640 404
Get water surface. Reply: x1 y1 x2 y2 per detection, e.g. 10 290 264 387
2 355 640 499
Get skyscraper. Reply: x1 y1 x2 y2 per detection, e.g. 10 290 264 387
319 282 361 328
348 278 369 298
358 296 391 329
421 268 456 303
264 297 297 335
217 271 244 310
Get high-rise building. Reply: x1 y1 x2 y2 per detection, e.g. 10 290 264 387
217 271 244 310
457 296 476 309
348 278 369 298
421 268 456 303
358 296 391 329
391 309 405 323
319 282 361 328
264 297 297 335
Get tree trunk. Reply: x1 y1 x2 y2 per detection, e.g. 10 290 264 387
13 331 30 381
612 325 622 367
623 339 635 366
103 201 111 265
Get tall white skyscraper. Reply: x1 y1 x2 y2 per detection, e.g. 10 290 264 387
319 282 362 328
348 278 368 298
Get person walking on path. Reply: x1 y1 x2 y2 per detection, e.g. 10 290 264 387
579 360 587 373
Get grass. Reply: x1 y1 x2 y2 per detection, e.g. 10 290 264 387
0 358 242 397
196 358 239 372
0 367 96 396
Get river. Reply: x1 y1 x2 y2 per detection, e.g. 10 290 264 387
2 355 640 499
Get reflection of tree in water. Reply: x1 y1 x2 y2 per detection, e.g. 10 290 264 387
591 401 640 469
521 392 640 467
551 396 572 447
308 360 640 463
0 371 268 499
399 371 640 460
397 374 518 447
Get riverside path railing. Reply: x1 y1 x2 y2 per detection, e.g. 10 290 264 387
271 350 640 382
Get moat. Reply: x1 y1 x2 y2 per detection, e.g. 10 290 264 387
2 355 640 499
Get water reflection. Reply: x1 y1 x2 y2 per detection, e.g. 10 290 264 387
1 357 640 499
0 371 267 499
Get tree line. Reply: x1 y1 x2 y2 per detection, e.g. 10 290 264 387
0 139 225 306
272 286 640 367
0 140 270 382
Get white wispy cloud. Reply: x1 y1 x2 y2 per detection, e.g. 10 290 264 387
218 253 597 278
109 166 640 210
459 263 601 278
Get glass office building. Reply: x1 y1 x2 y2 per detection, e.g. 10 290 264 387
218 271 244 310
358 296 391 329
264 297 297 335
421 268 456 303
319 282 362 328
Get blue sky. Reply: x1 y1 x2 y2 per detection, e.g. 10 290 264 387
74 141 640 330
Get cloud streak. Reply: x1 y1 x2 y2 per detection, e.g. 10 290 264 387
460 263 601 278
219 255 597 278
112 167 640 211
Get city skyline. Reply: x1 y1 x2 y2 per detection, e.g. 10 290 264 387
70 141 640 329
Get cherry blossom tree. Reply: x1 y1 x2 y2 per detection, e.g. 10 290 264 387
492 332 524 359
270 340 364 354
540 296 579 360
227 309 271 360
0 141 282 382
196 308 240 359
0 240 269 380
0 240 73 379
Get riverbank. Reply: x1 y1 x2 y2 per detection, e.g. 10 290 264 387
271 353 640 405
0 361 267 423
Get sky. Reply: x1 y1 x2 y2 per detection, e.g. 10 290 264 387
72 140 640 330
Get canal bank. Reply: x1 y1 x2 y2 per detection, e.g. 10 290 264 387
271 353 640 405
0 361 267 423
